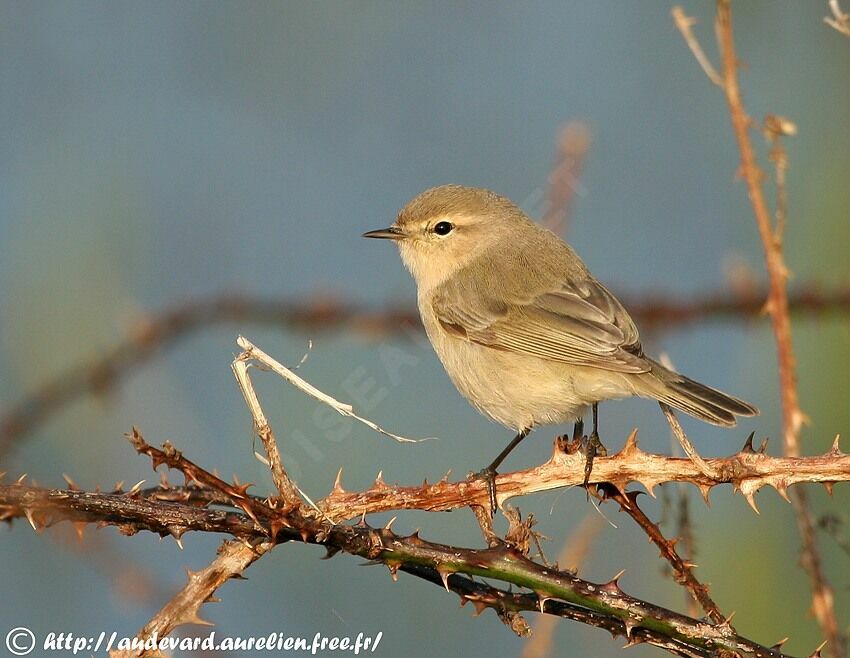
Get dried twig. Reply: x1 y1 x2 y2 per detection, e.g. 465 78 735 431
714 3 842 655
673 3 844 654
603 486 725 626
659 403 719 480
233 336 431 444
231 350 301 503
110 539 273 658
541 121 592 235
825 0 850 36
671 7 723 86
316 431 849 519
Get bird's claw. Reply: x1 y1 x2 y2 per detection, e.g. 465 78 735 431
475 466 498 517
581 431 607 491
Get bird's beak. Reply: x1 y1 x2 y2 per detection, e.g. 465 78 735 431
362 226 405 240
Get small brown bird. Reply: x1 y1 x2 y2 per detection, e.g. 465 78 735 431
364 185 757 507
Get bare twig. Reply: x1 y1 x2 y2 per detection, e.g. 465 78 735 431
541 121 592 235
231 352 301 503
825 0 850 36
659 403 720 480
603 485 725 626
693 2 843 654
234 336 431 444
671 7 723 86
763 114 797 245
110 539 272 658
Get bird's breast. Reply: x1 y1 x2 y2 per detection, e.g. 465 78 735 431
417 295 605 430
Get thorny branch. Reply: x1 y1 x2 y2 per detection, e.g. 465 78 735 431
0 435 803 658
2 332 846 657
109 540 274 658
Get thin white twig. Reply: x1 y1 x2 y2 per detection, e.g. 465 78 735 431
825 0 850 36
659 403 720 480
671 6 724 86
236 336 434 444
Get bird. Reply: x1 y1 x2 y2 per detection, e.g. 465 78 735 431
363 185 758 509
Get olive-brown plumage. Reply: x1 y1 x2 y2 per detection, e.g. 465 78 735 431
365 185 757 437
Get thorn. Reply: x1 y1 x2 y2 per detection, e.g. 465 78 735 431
439 469 452 484
697 483 712 506
724 610 736 624
824 482 834 496
774 480 791 503
471 600 488 616
422 477 429 487
407 529 424 545
537 595 549 614
603 569 625 593
332 467 345 494
24 509 39 532
127 479 146 495
757 437 769 454
771 637 789 650
15 473 28 485
436 565 454 592
62 473 79 490
620 429 640 457
829 434 842 456
357 510 369 528
744 493 760 514
374 471 387 489
179 612 214 628
386 562 399 582
384 515 398 532
809 640 828 658
623 618 636 639
741 431 756 453
622 635 645 649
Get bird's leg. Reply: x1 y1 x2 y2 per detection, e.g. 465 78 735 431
477 428 531 515
582 402 607 489
572 418 584 441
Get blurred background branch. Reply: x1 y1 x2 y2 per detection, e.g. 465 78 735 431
2 284 848 459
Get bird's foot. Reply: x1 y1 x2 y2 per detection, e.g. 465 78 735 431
581 431 608 491
474 465 499 517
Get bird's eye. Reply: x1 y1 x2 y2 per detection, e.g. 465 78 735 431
433 221 454 236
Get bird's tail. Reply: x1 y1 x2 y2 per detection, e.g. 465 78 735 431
639 359 758 427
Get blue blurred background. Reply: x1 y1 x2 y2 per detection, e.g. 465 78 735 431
1 2 848 656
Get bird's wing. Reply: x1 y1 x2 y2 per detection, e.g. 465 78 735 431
432 275 649 373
